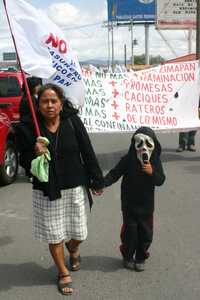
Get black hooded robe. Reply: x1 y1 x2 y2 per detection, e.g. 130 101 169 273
104 127 166 261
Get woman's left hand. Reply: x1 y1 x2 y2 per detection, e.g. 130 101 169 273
91 189 103 196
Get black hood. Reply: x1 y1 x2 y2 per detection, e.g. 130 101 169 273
61 99 79 119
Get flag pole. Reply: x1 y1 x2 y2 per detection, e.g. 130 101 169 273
3 0 41 137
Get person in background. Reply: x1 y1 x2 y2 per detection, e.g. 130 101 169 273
19 76 42 123
19 76 42 180
104 127 165 272
16 83 104 295
176 131 196 152
176 98 200 153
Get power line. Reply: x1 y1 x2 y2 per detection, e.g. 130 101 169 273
61 21 104 31
156 0 174 18
156 29 178 57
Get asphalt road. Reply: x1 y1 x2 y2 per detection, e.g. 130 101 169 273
0 131 200 300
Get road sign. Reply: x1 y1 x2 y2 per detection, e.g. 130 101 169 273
156 0 196 29
3 52 16 61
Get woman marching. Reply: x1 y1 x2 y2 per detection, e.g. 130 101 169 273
16 83 104 295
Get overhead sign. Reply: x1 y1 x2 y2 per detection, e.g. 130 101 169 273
107 0 155 23
3 52 16 61
80 61 200 133
156 0 196 29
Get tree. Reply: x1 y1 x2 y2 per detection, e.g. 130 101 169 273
150 55 165 65
131 54 164 65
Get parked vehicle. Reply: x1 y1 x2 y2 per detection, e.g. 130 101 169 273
0 71 23 184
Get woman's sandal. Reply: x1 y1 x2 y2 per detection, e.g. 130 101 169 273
65 243 81 271
57 273 73 296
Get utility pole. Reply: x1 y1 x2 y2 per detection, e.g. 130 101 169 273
124 44 127 67
145 24 150 65
111 22 114 72
130 19 134 66
196 0 200 59
188 29 192 54
107 22 111 69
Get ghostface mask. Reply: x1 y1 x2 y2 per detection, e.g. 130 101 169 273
134 133 155 166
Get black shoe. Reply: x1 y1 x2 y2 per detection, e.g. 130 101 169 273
134 260 145 272
123 259 135 270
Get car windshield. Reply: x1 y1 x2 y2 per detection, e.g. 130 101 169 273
0 76 21 97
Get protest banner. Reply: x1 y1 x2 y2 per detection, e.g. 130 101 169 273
80 61 200 132
4 0 85 107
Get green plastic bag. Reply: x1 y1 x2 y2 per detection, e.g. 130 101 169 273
30 137 51 182
31 151 51 182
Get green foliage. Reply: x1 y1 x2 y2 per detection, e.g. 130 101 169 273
133 54 164 65
150 55 165 65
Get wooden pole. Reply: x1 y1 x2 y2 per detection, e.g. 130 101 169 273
196 0 200 59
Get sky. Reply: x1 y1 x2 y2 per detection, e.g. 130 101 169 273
0 0 197 64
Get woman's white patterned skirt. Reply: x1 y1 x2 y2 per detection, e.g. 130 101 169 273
32 186 88 244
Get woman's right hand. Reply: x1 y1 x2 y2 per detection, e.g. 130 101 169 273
35 141 48 156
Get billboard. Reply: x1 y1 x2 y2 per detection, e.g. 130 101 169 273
107 0 155 23
156 0 196 29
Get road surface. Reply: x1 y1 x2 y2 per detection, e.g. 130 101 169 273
0 131 200 300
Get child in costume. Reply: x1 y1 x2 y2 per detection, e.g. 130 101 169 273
104 127 165 271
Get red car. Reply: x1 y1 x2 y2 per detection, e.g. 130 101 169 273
0 71 23 184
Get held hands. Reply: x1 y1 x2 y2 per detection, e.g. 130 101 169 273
142 161 153 176
91 189 103 196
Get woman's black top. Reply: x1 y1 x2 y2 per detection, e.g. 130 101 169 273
16 109 104 204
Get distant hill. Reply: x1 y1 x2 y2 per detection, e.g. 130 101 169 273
80 54 165 67
80 59 109 66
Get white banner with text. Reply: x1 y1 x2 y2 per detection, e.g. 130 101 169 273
79 61 200 133
5 0 85 107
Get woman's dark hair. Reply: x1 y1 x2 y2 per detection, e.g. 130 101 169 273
22 76 42 95
37 83 65 102
38 83 76 110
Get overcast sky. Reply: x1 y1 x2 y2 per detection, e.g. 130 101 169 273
0 0 196 63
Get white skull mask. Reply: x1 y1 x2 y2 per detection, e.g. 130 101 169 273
134 133 155 166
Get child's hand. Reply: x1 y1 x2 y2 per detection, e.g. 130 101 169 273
142 161 153 176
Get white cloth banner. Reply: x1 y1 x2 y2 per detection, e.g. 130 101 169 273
80 61 200 132
5 0 85 106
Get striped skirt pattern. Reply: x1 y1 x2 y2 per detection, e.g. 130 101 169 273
32 186 88 244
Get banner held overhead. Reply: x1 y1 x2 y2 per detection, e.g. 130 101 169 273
80 61 200 133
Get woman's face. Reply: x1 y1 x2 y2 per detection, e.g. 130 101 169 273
39 88 63 120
